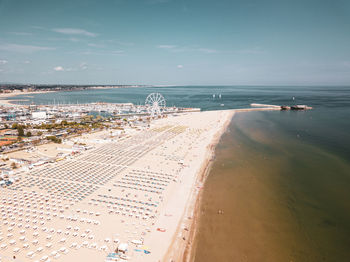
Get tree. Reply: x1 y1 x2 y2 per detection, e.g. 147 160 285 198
17 126 24 137
11 162 17 169
26 131 32 137
12 123 18 129
46 136 62 144
37 131 43 136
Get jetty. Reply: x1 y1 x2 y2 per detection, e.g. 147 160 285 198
250 103 312 111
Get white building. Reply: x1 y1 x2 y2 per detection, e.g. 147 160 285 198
31 111 47 119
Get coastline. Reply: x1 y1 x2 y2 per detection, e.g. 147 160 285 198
0 90 56 106
0 85 150 106
162 110 235 262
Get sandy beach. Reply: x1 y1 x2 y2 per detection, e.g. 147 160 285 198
0 109 234 262
0 91 56 106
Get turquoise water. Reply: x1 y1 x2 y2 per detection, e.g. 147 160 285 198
10 86 350 158
9 85 350 110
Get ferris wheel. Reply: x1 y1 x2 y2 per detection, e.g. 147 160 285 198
145 93 166 116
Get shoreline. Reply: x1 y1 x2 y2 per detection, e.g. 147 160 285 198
0 90 57 106
0 86 148 106
162 110 235 262
184 111 235 262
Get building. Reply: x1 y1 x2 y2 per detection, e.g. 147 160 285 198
31 111 47 119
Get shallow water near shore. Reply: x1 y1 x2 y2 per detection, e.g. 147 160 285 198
191 110 350 262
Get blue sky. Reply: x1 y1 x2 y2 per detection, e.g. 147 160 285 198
0 0 350 85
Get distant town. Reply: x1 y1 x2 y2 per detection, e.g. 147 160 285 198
0 91 199 181
0 84 150 93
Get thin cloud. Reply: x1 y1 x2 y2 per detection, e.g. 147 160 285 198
157 45 177 49
196 48 218 54
157 45 219 54
53 66 64 71
81 50 124 56
87 43 105 48
80 62 88 70
52 28 97 37
237 47 265 54
10 32 33 36
31 26 45 30
106 39 134 46
0 43 55 53
54 63 89 72
68 37 80 42
111 50 124 54
0 59 8 65
177 64 183 69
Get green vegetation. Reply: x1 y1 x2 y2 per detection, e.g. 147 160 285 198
17 126 24 137
46 136 62 144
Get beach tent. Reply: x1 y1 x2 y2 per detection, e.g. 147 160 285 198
117 243 128 253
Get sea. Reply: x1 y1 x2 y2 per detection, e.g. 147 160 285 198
9 86 350 261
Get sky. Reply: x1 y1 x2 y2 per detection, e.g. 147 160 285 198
0 0 350 85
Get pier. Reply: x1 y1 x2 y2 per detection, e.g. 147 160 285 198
250 103 312 111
